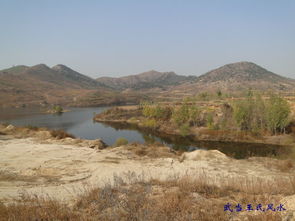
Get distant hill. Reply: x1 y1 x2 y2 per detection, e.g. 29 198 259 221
96 70 195 90
51 64 103 89
0 64 117 107
1 62 294 107
163 62 295 98
197 62 292 84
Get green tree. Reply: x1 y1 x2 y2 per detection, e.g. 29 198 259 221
172 103 190 126
52 105 63 113
216 90 222 99
265 94 291 134
189 105 200 126
206 112 214 129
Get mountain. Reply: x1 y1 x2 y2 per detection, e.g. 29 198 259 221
1 61 294 107
0 64 116 107
51 64 103 89
197 62 291 84
96 70 195 90
163 62 295 98
157 62 295 100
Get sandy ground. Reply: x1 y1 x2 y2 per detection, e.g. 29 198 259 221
1 133 293 207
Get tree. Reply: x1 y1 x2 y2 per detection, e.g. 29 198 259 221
52 105 63 114
265 94 291 134
217 90 222 99
189 105 200 126
172 103 190 126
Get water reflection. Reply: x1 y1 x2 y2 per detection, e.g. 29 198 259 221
0 107 292 159
99 121 292 159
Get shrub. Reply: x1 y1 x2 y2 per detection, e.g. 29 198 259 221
265 94 291 134
179 123 190 137
206 112 214 129
143 119 157 128
50 130 75 139
52 105 63 114
142 102 172 120
232 93 291 134
25 125 39 131
114 137 128 147
172 104 190 126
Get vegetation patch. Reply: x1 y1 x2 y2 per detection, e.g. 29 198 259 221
50 130 75 139
0 172 293 221
114 137 128 147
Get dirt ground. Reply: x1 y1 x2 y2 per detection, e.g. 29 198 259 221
0 133 294 204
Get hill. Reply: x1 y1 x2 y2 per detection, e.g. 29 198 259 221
197 62 292 84
96 70 195 90
161 62 295 99
0 64 123 107
1 62 294 107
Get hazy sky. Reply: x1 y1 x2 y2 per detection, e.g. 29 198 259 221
0 0 294 78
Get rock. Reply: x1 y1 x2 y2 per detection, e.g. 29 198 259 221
180 149 228 162
88 139 108 150
5 125 15 131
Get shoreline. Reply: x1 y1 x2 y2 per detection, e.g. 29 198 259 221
1 124 295 220
94 117 295 146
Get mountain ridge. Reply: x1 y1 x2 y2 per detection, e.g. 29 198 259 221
0 61 294 107
96 70 195 89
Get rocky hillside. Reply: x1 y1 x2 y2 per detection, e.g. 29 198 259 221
1 61 294 107
96 70 195 90
51 64 104 89
198 62 292 84
163 62 295 98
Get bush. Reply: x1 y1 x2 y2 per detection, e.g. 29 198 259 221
114 137 128 147
143 119 157 128
25 125 39 131
206 112 214 129
50 130 75 139
265 94 291 134
179 123 190 137
232 93 291 134
142 102 172 120
52 105 63 114
172 104 190 126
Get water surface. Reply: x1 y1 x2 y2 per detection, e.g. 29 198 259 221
0 107 291 159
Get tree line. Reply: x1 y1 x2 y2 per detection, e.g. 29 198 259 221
140 93 292 136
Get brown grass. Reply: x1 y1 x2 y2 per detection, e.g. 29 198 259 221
50 129 75 139
0 171 37 182
125 143 179 158
263 158 295 173
0 172 293 221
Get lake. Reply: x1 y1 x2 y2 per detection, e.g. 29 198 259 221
0 107 291 159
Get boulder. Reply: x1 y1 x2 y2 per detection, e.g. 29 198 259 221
180 149 228 162
5 125 15 131
88 139 108 150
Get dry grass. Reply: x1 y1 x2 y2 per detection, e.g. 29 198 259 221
125 143 179 158
0 171 37 182
0 172 293 221
262 158 295 173
50 129 75 139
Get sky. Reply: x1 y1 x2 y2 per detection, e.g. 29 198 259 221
0 0 294 78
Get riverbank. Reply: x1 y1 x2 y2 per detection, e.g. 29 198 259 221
94 106 295 146
1 124 295 220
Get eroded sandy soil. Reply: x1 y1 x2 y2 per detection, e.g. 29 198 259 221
1 133 294 206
